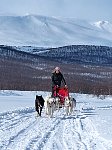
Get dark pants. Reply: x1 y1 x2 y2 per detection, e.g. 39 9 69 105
52 86 60 97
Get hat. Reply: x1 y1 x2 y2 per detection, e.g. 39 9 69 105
55 67 60 71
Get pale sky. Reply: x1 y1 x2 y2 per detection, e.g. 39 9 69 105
0 0 111 21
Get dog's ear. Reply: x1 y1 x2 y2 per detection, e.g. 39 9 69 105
36 95 38 99
41 95 44 99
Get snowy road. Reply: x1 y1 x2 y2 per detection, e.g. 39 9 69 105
0 107 112 150
0 91 112 150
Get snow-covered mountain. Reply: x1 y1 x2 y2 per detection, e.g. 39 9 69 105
0 15 112 47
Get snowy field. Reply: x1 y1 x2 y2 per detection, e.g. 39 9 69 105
0 90 112 150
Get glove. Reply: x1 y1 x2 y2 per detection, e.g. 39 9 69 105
65 85 68 88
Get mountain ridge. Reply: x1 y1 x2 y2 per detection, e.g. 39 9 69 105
0 15 112 47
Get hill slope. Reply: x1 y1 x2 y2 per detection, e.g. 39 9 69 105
0 15 112 47
0 45 112 95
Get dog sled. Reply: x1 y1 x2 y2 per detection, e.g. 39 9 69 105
53 86 69 105
35 86 76 118
53 86 76 115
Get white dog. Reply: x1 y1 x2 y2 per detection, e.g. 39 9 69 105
44 95 55 117
64 96 76 115
54 97 61 111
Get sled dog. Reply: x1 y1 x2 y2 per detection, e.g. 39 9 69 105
64 96 76 115
35 95 44 117
44 95 55 117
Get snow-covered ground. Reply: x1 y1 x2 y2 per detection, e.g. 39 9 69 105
0 90 112 150
0 15 112 47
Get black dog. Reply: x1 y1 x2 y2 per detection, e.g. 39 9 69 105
35 95 44 116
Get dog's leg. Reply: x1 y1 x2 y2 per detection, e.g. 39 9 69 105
39 106 43 116
35 105 40 117
49 106 51 118
65 106 68 116
50 104 53 118
45 107 48 115
45 102 48 115
67 107 69 116
69 106 72 115
58 102 60 111
69 102 72 115
50 106 52 117
51 104 54 118
52 103 55 117
47 105 49 116
57 101 60 111
35 111 39 118
49 103 53 118
48 105 51 117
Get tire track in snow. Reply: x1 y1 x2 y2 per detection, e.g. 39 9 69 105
83 118 112 150
60 115 87 150
74 111 100 150
1 109 65 150
0 108 36 150
73 110 112 150
25 112 88 150
1 104 112 150
6 118 38 150
28 119 61 150
0 107 34 129
73 117 88 150
0 107 93 150
0 109 34 136
25 110 66 150
6 116 48 150
0 113 33 132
